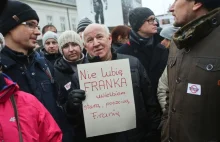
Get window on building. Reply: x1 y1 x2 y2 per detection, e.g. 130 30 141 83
60 17 66 31
72 18 76 31
47 15 53 25
161 19 171 25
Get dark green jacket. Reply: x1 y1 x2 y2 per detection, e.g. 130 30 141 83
162 8 220 142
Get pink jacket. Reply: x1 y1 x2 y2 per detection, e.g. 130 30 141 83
0 74 62 142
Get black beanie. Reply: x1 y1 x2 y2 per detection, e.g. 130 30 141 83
196 0 220 10
129 7 154 32
0 0 39 36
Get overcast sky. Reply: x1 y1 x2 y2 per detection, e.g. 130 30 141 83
142 0 174 15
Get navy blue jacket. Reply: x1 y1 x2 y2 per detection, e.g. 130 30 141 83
0 46 74 142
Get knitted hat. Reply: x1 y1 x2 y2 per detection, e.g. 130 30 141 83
196 0 220 10
160 26 179 40
58 30 83 55
0 0 7 15
77 17 93 33
129 7 154 32
42 31 58 46
0 33 5 51
0 0 39 36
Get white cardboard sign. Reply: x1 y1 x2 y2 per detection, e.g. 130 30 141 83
78 59 136 137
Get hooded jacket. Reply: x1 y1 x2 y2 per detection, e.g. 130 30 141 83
0 73 62 142
0 46 74 142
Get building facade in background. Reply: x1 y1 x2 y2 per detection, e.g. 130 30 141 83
20 0 78 39
156 12 174 28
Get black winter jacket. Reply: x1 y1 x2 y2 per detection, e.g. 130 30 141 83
0 46 74 142
64 52 161 142
54 56 87 106
117 30 168 113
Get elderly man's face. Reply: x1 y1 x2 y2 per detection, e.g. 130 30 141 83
83 24 112 61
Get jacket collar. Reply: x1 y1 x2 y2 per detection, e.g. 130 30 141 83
129 30 154 47
0 73 18 103
0 46 35 68
173 8 220 49
54 53 87 73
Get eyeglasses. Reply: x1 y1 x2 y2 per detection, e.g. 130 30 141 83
145 18 157 25
21 22 40 30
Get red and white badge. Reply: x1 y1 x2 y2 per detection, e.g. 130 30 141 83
187 83 201 95
64 82 71 90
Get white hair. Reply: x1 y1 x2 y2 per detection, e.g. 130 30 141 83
82 24 110 43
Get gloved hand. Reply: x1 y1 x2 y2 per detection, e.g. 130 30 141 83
64 89 86 116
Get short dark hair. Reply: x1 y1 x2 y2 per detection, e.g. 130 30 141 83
111 25 131 44
42 24 57 35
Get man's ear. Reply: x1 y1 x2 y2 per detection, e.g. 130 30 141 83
193 2 203 11
83 43 88 50
108 34 112 42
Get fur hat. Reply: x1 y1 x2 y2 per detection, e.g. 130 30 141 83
42 31 58 46
77 17 93 33
0 0 39 36
58 30 83 55
129 7 154 32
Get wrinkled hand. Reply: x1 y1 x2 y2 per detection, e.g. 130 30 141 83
65 89 86 114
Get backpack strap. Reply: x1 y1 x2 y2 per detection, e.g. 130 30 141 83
10 95 23 142
35 52 54 83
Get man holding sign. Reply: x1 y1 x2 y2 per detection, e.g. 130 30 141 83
63 23 161 142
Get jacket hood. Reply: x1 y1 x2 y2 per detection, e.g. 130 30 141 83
173 8 220 49
0 73 18 103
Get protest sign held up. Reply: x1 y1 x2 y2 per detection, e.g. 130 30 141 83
78 59 136 137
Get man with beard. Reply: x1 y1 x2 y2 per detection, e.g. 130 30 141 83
161 0 220 142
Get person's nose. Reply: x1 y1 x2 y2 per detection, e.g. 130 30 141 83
34 27 41 36
93 38 99 47
169 2 175 12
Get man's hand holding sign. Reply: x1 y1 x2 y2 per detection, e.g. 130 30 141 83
77 59 136 137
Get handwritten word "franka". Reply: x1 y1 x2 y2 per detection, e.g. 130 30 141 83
91 110 120 119
84 78 127 92
96 91 126 99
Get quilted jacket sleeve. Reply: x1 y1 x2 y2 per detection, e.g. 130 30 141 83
157 66 169 112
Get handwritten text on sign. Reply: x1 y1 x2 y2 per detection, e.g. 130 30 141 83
78 59 136 137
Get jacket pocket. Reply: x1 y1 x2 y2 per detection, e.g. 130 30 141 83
196 58 220 72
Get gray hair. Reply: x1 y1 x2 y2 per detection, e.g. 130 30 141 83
82 24 110 43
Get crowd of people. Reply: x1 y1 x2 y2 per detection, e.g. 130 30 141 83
0 0 220 142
